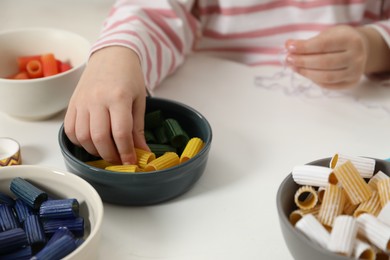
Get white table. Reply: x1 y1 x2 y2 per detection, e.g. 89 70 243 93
2 1 390 259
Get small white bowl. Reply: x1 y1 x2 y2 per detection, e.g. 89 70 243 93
0 165 104 260
0 27 90 120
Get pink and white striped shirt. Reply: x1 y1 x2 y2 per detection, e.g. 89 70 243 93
91 0 390 90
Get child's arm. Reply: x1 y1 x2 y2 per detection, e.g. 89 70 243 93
285 25 390 89
64 0 199 164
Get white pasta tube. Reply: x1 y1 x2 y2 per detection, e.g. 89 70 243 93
353 239 375 260
292 165 337 187
295 214 330 249
357 213 390 253
330 154 375 179
368 171 389 191
328 215 358 257
377 201 390 226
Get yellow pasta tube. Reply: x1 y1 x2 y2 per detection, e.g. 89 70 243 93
289 205 321 226
332 160 372 205
105 165 140 173
294 185 318 210
368 171 389 191
180 137 204 163
85 159 115 169
328 215 358 257
135 148 156 169
144 152 180 172
342 190 359 216
353 191 381 218
318 184 346 227
377 178 390 207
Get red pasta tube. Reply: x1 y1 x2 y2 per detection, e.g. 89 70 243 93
26 60 43 78
40 53 59 77
17 55 40 72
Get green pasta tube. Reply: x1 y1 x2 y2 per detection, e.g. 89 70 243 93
153 126 169 144
163 118 189 148
144 129 157 143
147 144 177 157
145 110 164 130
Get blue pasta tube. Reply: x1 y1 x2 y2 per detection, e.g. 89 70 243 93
24 215 46 253
31 234 77 260
39 198 79 219
43 217 84 237
0 228 28 254
46 226 74 247
10 177 48 210
0 246 32 260
14 198 33 223
0 191 15 206
0 204 20 231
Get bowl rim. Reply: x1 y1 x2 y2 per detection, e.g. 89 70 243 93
0 27 90 83
276 157 389 259
58 96 213 178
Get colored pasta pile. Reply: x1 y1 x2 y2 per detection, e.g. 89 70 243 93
86 109 204 172
290 154 390 259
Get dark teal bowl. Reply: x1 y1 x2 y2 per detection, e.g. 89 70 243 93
276 157 390 260
58 97 212 206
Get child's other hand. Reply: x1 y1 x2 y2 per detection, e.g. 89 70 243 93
285 25 368 89
64 46 150 165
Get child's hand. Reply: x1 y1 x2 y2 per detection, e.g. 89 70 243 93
285 25 369 89
64 46 150 165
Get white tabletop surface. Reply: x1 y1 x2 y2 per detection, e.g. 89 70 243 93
2 1 390 259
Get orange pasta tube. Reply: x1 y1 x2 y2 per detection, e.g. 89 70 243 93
180 137 204 163
17 55 40 72
9 71 29 80
332 161 372 205
26 60 43 78
135 148 156 169
144 152 180 172
318 184 346 227
289 205 321 226
41 53 59 77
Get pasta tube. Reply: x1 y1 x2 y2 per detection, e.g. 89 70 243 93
105 165 140 173
332 161 372 205
295 214 330 249
353 239 375 260
135 148 156 169
144 152 180 172
294 185 318 210
289 205 321 226
377 178 390 207
328 215 358 257
85 159 115 169
318 184 346 227
330 154 375 179
180 137 204 163
377 201 390 226
357 213 390 253
368 171 389 191
353 191 381 218
342 190 359 216
292 165 337 187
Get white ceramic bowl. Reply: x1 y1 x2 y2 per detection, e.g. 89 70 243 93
0 27 90 120
0 165 104 260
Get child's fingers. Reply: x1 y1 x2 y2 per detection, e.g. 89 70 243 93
293 66 353 86
132 96 150 152
74 109 99 157
63 106 80 147
110 104 137 165
89 106 121 164
286 52 349 71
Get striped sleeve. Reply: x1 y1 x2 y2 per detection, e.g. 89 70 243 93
91 0 199 91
